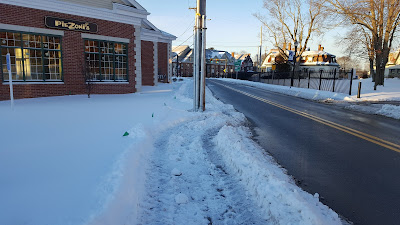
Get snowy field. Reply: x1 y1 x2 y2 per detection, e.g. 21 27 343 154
220 77 400 120
0 79 341 225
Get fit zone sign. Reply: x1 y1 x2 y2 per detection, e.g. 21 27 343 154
45 16 98 33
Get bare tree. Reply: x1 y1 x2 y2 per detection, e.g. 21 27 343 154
328 0 400 89
337 56 360 70
339 26 375 79
255 0 328 68
83 60 95 98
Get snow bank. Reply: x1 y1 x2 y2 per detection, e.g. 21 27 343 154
214 125 341 225
218 78 400 120
0 82 187 225
376 104 400 119
0 78 342 225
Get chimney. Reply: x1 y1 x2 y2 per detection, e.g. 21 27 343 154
318 44 322 51
288 43 292 51
232 52 235 58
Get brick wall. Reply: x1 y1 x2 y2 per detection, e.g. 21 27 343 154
141 40 154 86
157 42 168 83
0 3 136 100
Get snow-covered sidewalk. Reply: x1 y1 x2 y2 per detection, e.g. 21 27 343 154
218 77 400 120
0 79 341 225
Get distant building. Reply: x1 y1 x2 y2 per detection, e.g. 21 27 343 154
261 45 340 73
234 54 254 72
172 47 235 77
385 49 400 77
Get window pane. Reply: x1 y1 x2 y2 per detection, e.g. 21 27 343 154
44 50 62 80
0 32 21 47
85 40 98 53
101 54 113 81
25 49 43 81
22 34 42 49
115 55 127 81
85 53 100 81
114 43 127 55
43 36 61 50
100 41 113 54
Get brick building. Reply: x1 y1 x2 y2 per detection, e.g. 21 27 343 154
0 0 176 100
172 46 235 78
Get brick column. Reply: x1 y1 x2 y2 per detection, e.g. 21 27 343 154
153 41 158 86
134 25 142 92
168 42 172 83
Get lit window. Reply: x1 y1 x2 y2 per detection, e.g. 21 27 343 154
84 39 128 82
1 31 62 82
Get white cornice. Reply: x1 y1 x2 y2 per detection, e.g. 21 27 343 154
141 27 176 43
113 3 149 18
0 0 142 26
126 0 147 11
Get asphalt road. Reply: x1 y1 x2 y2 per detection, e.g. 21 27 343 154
207 79 400 225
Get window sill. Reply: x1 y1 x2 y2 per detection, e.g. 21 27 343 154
88 81 129 84
3 82 65 85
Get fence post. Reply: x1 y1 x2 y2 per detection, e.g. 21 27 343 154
319 70 323 90
308 70 311 89
332 69 336 92
357 81 362 98
349 69 353 95
298 71 301 88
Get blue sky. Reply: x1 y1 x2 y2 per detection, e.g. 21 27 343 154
138 0 344 59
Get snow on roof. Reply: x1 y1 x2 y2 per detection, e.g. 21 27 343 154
301 50 336 57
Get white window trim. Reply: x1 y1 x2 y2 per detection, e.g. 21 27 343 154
0 23 64 36
3 82 65 85
81 33 129 43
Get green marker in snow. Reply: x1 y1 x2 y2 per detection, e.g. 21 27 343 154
123 131 129 137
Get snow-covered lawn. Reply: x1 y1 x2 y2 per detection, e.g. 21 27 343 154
220 78 400 120
0 79 341 225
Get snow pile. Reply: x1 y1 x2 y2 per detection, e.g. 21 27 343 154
214 125 340 225
215 78 352 101
218 78 400 120
376 104 400 119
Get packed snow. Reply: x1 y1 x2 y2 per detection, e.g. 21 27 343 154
0 78 342 225
219 77 400 120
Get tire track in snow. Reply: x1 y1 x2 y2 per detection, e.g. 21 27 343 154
137 113 266 225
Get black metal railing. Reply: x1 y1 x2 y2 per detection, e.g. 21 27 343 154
251 69 354 95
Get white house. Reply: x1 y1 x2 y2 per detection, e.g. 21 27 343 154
385 49 400 77
261 45 340 73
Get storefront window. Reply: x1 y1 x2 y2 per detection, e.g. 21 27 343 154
84 39 128 82
0 31 63 82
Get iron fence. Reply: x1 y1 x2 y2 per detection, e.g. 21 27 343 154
251 69 354 95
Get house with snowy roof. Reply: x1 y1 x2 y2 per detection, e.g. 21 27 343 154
385 49 400 78
261 45 339 73
172 47 235 77
234 53 254 72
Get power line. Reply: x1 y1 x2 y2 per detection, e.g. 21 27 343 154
172 34 194 51
176 19 195 38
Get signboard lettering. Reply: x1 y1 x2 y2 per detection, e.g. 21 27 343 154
45 17 98 33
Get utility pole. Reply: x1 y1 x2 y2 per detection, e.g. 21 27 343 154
259 26 262 73
193 0 206 111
